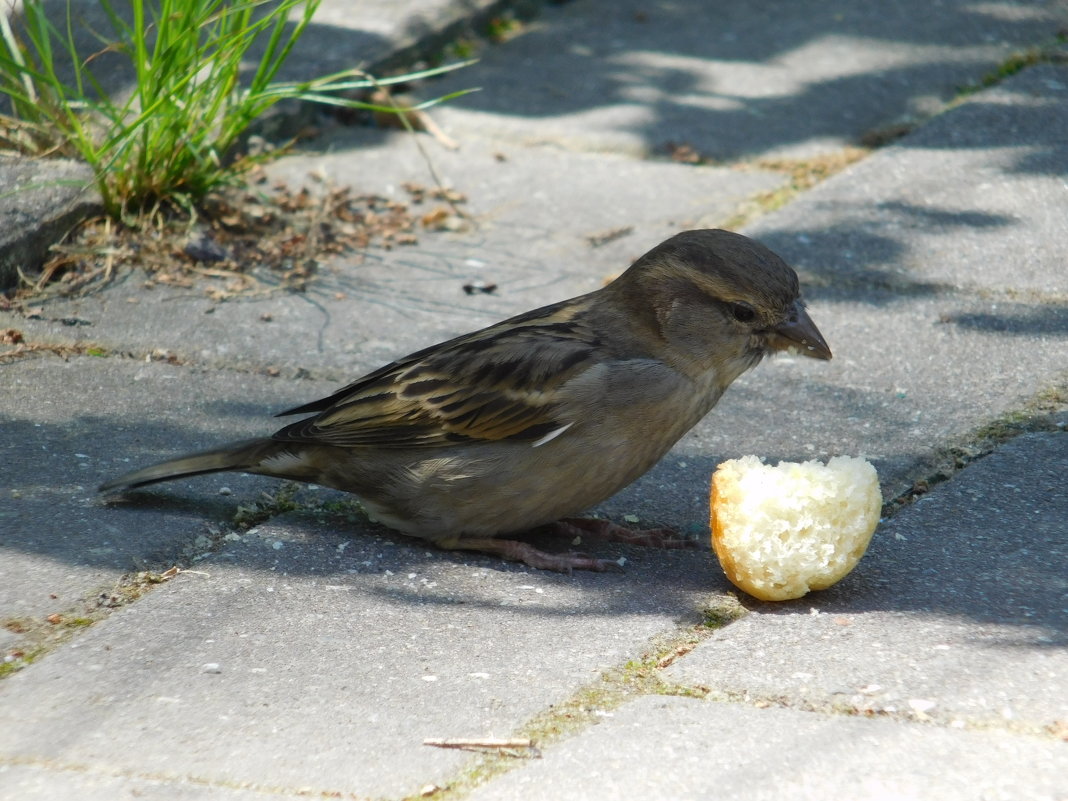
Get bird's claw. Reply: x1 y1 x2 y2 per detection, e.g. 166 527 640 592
434 536 625 574
555 518 697 549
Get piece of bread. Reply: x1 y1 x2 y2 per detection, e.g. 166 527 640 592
710 456 881 601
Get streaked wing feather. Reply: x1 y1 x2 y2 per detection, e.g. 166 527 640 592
271 298 602 448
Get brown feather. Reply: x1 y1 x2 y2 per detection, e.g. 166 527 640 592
271 296 605 448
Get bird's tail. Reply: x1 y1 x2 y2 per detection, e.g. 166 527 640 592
98 438 285 494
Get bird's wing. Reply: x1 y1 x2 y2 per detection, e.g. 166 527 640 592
271 299 605 448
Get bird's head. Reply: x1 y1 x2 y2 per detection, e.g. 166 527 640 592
611 229 831 380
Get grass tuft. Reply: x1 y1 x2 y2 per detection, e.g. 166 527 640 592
0 0 471 220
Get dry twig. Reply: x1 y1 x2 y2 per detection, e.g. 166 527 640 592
422 737 540 758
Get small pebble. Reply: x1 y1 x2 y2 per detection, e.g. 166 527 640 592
908 698 936 713
202 663 222 674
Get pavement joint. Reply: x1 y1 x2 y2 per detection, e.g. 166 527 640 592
694 685 1065 742
1 483 324 682
0 334 355 384
880 380 1068 518
0 338 114 365
1 569 176 680
398 558 1064 801
430 596 762 800
720 147 873 230
0 753 339 800
953 35 1068 100
411 617 734 801
0 593 748 801
365 0 547 79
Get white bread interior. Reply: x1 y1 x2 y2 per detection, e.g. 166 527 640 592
711 456 881 601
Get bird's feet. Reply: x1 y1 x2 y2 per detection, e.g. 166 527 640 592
554 517 698 549
433 518 695 574
434 536 625 574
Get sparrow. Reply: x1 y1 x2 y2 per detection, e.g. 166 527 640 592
100 229 831 572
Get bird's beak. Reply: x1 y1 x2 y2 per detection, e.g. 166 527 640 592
767 302 832 360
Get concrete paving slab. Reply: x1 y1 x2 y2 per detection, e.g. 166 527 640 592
265 128 785 269
427 0 1068 160
748 64 1068 294
0 133 782 377
665 432 1068 731
0 511 722 799
465 694 1068 801
0 355 333 624
0 762 313 801
0 157 102 289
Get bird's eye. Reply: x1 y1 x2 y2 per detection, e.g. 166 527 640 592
730 302 756 323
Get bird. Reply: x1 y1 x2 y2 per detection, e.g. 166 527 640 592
100 229 832 573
